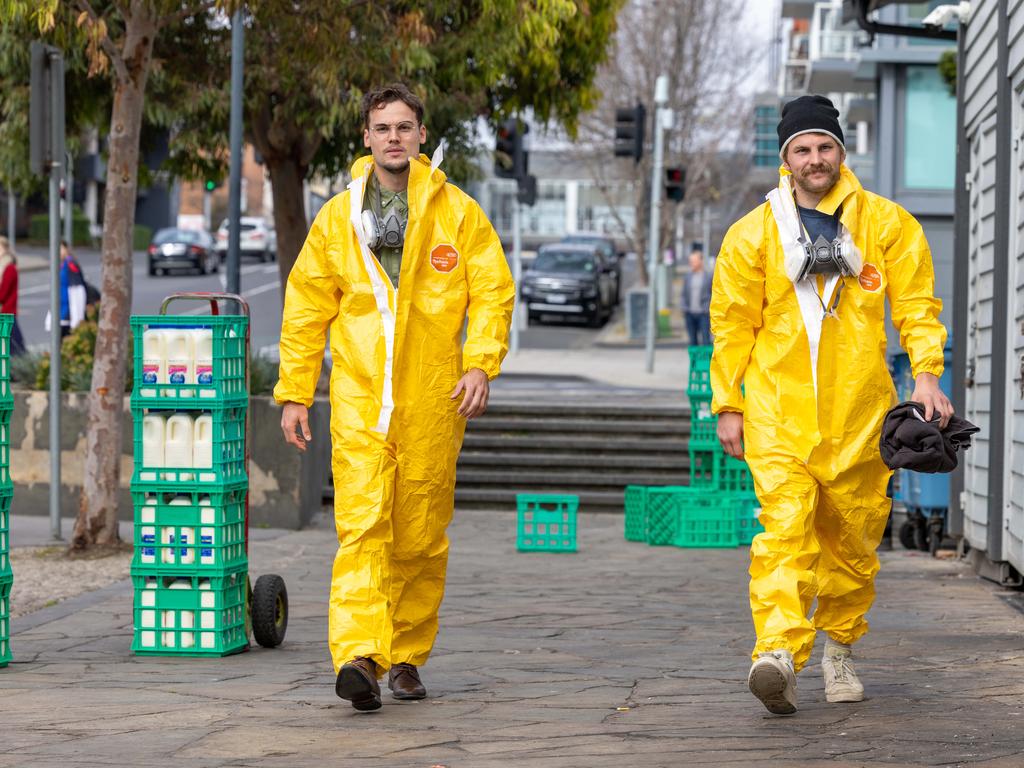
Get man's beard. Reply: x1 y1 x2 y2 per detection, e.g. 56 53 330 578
794 161 840 195
377 153 409 174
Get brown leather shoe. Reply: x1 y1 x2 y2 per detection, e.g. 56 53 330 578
335 657 382 711
388 663 427 700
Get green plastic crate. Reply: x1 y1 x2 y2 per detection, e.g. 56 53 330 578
131 483 248 573
516 494 578 552
687 345 713 397
0 577 10 667
719 454 756 494
131 566 248 656
688 404 719 449
624 485 647 542
130 315 248 405
131 406 247 488
689 447 720 487
0 483 11 575
674 493 740 548
646 486 688 545
0 412 9 487
736 493 765 546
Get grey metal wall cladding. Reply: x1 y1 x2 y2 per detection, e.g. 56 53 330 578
963 116 997 552
962 0 1004 557
1005 80 1024 570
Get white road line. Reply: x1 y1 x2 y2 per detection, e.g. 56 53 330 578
20 283 54 296
242 281 281 299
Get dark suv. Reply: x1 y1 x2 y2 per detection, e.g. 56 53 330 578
521 244 615 327
560 233 622 305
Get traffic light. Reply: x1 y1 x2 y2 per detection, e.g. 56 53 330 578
517 174 538 207
495 118 528 179
665 166 686 204
204 179 217 192
614 104 646 162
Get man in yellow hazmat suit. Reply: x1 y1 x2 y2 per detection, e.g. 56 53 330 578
710 94 953 715
274 84 514 712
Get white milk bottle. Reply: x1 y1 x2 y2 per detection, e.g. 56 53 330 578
194 328 214 398
169 497 194 565
139 496 157 564
164 413 195 481
141 328 167 398
141 414 166 482
165 328 195 397
193 414 214 482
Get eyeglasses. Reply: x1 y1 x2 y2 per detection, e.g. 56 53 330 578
370 122 419 139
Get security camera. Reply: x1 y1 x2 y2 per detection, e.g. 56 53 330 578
922 1 972 29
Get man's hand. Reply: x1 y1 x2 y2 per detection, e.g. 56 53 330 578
911 372 954 429
717 411 745 460
452 368 489 419
281 401 312 452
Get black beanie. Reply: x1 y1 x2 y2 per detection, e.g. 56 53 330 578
777 94 845 159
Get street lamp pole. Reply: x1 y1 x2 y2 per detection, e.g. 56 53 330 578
226 8 245 295
645 74 670 374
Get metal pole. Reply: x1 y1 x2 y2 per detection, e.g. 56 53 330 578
48 49 65 541
226 9 244 295
64 151 73 246
6 185 14 247
702 202 711 257
645 75 669 374
510 198 522 355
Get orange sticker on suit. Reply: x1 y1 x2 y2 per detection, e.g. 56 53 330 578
859 263 882 292
430 244 459 273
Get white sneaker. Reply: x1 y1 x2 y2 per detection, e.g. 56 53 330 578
748 650 797 715
822 640 864 703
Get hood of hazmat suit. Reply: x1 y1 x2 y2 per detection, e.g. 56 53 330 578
710 164 946 671
274 152 514 673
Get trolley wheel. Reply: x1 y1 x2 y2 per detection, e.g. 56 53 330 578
252 574 288 648
928 515 944 557
898 520 917 550
914 516 930 552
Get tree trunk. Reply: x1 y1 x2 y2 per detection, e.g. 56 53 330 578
71 10 157 552
267 155 309 289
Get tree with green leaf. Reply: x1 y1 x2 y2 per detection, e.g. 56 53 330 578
0 0 229 553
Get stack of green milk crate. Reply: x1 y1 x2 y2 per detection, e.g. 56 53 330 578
623 345 764 548
0 315 12 666
129 315 249 656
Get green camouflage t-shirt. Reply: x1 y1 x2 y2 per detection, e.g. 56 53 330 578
363 173 407 287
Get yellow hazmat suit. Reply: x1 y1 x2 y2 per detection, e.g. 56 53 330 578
274 153 514 674
710 165 946 671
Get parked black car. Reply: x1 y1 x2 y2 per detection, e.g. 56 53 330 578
521 244 615 327
560 232 622 305
148 228 218 276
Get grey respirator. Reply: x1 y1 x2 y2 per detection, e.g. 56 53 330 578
361 208 407 252
794 234 859 282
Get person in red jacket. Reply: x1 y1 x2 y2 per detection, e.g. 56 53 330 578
0 237 25 355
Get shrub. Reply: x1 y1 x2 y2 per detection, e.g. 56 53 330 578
249 353 279 396
34 304 133 392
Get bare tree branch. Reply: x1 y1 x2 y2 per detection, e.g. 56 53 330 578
158 0 219 29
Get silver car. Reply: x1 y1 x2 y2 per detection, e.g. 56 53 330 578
215 216 277 263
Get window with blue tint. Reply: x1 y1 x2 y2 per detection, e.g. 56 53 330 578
904 65 955 189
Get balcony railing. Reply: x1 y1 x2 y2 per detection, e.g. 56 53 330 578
809 1 860 63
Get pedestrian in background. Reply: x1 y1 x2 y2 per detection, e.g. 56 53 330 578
681 247 712 346
276 83 514 713
711 94 952 715
45 240 87 338
0 236 25 354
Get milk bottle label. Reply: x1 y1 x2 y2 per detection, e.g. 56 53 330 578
196 364 213 385
168 364 188 384
143 364 160 384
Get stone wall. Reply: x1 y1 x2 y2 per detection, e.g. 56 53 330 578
8 391 331 529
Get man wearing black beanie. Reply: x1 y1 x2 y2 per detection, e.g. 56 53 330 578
708 94 953 715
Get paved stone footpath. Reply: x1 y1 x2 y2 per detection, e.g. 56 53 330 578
3 510 1024 768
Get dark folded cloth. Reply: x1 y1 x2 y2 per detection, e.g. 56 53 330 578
879 401 979 473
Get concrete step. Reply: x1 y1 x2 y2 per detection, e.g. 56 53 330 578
461 433 691 453
467 417 687 435
457 451 689 470
485 400 691 419
455 468 687 488
454 487 636 511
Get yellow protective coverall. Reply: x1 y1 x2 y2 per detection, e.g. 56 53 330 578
274 153 514 674
710 165 946 671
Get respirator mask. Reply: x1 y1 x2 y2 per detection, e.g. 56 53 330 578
793 233 859 282
361 207 407 251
